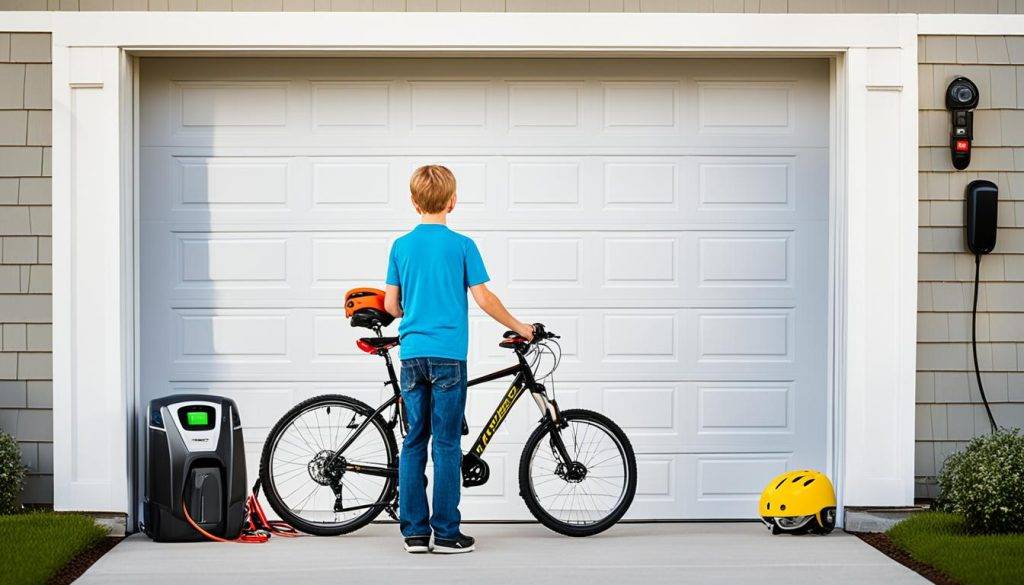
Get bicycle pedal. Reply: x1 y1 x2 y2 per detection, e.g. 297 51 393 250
384 496 399 521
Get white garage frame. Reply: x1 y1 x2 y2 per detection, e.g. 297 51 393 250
12 12 925 523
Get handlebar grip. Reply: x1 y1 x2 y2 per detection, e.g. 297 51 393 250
530 323 559 341
503 323 559 342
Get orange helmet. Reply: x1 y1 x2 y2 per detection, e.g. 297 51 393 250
344 288 386 317
344 288 394 328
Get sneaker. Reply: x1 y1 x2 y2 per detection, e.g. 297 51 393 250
432 534 475 554
404 535 431 553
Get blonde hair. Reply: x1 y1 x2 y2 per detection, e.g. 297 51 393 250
409 165 456 214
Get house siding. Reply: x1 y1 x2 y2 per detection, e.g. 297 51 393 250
1 5 1023 507
917 35 1024 498
0 32 52 506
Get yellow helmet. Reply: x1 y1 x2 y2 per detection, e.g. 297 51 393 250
758 469 837 535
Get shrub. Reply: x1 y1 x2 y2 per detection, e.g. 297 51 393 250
937 429 1024 534
0 429 26 514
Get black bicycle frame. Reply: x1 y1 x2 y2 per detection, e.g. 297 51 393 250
329 344 573 484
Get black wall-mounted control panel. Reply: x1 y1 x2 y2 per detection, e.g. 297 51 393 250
965 180 998 255
946 77 980 170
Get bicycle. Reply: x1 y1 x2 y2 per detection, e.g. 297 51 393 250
259 319 637 537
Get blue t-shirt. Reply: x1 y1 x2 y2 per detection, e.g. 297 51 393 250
385 224 490 361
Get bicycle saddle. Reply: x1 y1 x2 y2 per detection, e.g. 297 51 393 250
359 336 399 348
356 336 399 354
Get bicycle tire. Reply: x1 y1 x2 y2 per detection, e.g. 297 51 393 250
518 409 637 537
259 394 398 536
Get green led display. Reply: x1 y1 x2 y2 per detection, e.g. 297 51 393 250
186 410 209 427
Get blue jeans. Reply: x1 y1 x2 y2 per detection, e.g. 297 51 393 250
398 357 467 540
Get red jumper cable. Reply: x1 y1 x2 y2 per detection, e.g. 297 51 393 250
181 480 301 543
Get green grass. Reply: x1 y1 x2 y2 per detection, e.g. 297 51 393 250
0 512 107 585
887 512 1024 585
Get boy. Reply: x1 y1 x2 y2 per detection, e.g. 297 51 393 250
384 165 535 554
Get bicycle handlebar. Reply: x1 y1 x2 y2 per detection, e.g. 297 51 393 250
530 323 559 343
501 322 560 344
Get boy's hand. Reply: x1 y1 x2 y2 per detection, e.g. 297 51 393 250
516 323 535 342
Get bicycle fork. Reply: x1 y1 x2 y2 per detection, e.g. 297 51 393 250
531 388 576 468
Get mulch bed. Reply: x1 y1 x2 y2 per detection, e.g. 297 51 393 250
47 536 123 585
854 531 960 585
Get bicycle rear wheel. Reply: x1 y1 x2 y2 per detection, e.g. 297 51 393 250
519 409 637 537
259 394 398 536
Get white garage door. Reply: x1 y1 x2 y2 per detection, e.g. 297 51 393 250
140 57 829 520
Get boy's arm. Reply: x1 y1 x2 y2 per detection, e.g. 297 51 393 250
469 283 533 341
384 285 403 318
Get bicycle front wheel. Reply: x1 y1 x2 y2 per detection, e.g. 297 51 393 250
519 409 637 536
259 394 398 536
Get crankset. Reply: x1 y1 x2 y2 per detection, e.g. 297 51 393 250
384 491 399 521
461 452 490 488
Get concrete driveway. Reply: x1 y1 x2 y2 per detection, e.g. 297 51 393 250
77 523 926 585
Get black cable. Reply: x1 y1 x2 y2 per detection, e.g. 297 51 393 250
971 253 998 433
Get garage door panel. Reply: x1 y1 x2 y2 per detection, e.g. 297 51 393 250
600 381 813 454
483 230 814 302
162 307 809 383
627 453 797 520
695 311 794 363
311 81 392 134
142 57 829 520
171 80 291 135
174 309 293 363
154 228 817 303
632 455 679 516
695 156 794 209
142 58 827 150
696 232 793 287
508 81 585 132
696 80 795 136
177 156 292 208
686 454 791 519
601 81 681 133
177 235 290 287
310 236 391 289
143 150 826 226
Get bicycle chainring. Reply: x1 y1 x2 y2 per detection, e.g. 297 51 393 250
384 491 399 521
461 453 490 488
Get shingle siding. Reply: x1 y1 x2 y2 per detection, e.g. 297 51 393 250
918 35 1024 498
0 33 52 506
1 9 1023 509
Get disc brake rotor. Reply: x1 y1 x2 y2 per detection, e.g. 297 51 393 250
554 461 588 483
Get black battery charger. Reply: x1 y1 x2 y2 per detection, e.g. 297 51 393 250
964 180 999 432
143 395 248 541
965 180 998 255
